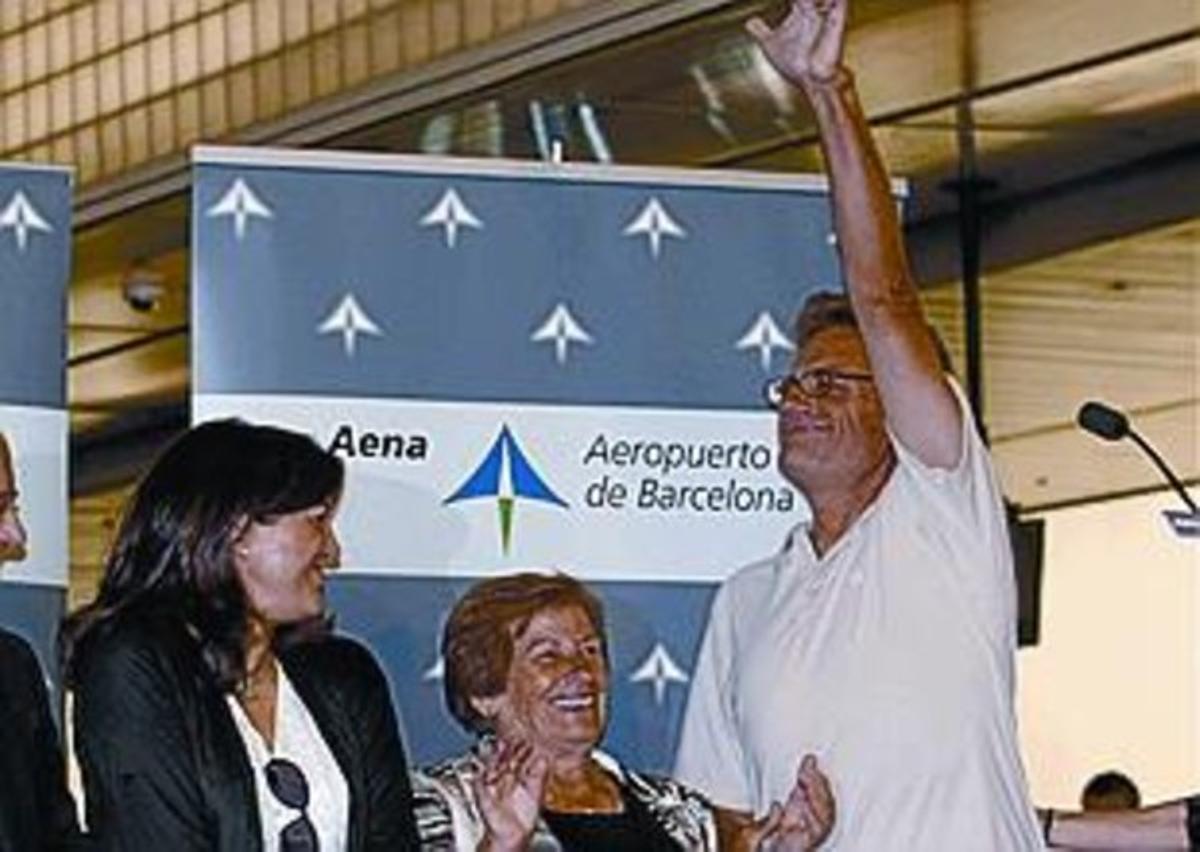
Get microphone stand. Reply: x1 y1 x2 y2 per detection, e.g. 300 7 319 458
1124 430 1200 539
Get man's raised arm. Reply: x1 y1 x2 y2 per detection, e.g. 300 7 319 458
749 0 962 469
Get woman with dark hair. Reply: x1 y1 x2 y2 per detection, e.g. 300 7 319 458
62 419 420 851
412 572 835 851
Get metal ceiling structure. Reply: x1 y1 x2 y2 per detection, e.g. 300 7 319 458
41 0 1198 598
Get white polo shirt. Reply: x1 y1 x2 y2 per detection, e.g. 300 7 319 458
675 383 1042 850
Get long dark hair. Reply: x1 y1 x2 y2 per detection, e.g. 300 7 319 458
62 419 344 691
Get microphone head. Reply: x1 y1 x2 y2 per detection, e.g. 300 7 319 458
1077 401 1130 441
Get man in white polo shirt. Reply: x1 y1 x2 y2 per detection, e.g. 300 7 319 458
674 0 1043 848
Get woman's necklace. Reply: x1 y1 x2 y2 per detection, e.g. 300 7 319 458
543 766 623 814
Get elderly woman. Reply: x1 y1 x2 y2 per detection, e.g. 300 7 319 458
61 419 420 850
413 572 834 851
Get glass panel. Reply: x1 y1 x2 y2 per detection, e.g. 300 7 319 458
99 115 124 172
149 94 174 154
122 41 146 105
174 22 199 86
120 0 145 42
172 0 199 24
495 0 524 32
464 1 493 44
199 11 226 76
201 76 227 135
71 5 96 65
254 0 282 54
73 65 97 123
123 102 148 163
401 1 431 66
96 0 119 53
23 0 48 26
49 13 71 74
2 33 25 92
2 93 25 148
228 2 254 66
431 0 460 55
282 0 309 43
369 8 401 75
175 84 200 144
228 66 254 127
342 21 368 86
1 5 23 34
146 0 171 34
50 71 71 132
148 31 172 96
282 42 311 106
51 131 73 164
24 22 47 83
312 0 339 34
75 123 100 182
97 52 122 114
255 55 283 119
26 80 48 141
313 32 339 96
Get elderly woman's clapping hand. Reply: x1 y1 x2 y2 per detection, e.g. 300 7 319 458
473 738 549 852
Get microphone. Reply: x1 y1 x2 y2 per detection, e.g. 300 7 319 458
1077 400 1199 537
1077 401 1129 442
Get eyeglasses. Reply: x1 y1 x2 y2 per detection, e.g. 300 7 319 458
764 368 874 409
265 757 319 852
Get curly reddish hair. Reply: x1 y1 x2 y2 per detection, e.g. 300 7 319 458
442 572 606 734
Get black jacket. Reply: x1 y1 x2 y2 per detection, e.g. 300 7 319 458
0 627 82 852
72 613 420 851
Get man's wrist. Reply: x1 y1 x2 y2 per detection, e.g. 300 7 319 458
799 67 855 95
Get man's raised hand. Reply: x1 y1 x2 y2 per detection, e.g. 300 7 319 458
746 0 849 88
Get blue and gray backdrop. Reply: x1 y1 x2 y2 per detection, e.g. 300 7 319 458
192 146 849 768
0 163 71 682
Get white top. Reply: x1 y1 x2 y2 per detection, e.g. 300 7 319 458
675 381 1042 850
227 663 351 852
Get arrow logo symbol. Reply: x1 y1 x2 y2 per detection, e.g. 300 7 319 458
317 292 384 357
623 196 687 259
206 178 273 240
530 302 594 365
422 654 445 682
444 425 568 554
420 187 483 248
629 642 689 706
0 190 52 252
736 310 794 373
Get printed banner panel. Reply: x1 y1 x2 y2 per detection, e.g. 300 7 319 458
193 147 862 768
194 394 797 581
0 163 71 674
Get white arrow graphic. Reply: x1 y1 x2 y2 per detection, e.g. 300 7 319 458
0 190 52 252
317 293 383 357
422 655 445 682
623 196 687 259
630 642 690 706
530 302 594 365
420 187 483 248
206 178 273 240
736 310 794 373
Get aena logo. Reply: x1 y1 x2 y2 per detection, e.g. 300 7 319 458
443 425 567 553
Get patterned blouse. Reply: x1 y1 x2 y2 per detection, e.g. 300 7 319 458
412 746 720 851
